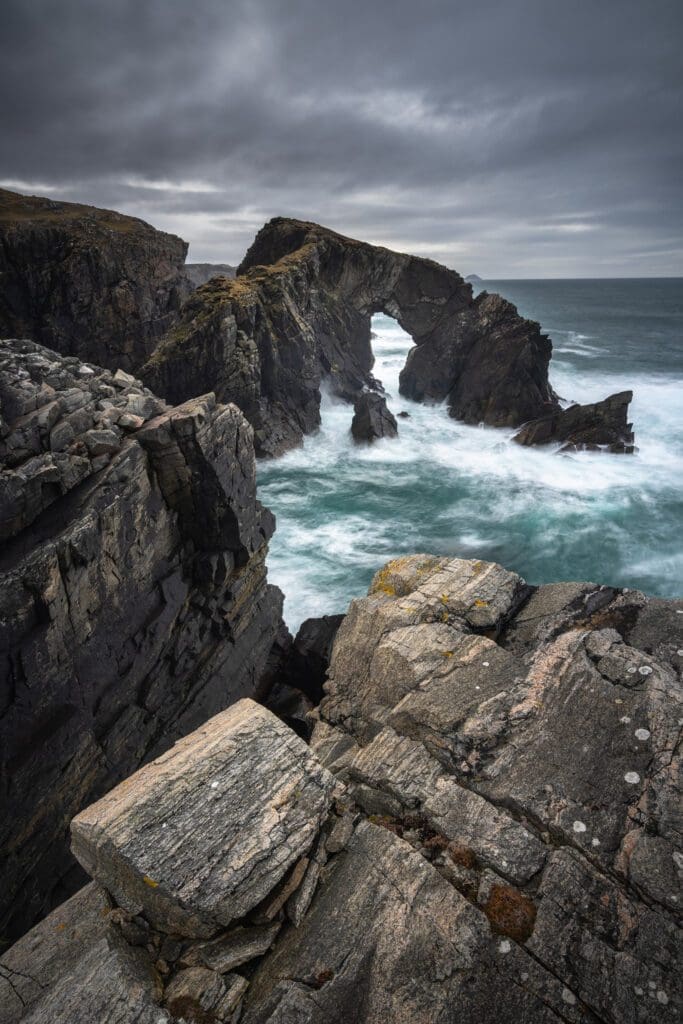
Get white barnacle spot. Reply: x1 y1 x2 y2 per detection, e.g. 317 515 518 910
677 649 683 656
619 716 631 724
634 728 650 741
676 609 683 614
561 989 577 1006
475 685 481 690
520 972 529 982
210 780 219 789
624 771 641 784
482 661 489 667
648 981 656 989
657 991 669 1005
638 665 652 676
498 939 511 954
634 987 643 996
591 837 601 847
78 365 94 376
627 666 637 674
672 851 683 870
573 821 587 834
161 823 167 829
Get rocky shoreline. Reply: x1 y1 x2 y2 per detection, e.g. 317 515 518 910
0 188 677 1021
1 556 680 1022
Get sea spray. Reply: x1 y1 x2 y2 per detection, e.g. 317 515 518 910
259 281 683 629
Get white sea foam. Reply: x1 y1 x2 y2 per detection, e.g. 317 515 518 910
260 310 683 629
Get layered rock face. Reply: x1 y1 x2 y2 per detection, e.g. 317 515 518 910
0 339 283 942
513 390 635 452
143 217 560 456
3 559 679 1022
0 189 190 372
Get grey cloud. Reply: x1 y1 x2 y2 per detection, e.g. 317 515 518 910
1 0 681 274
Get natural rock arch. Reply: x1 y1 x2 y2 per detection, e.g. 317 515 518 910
143 218 559 456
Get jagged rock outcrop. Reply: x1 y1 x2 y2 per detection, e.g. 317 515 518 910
71 700 336 938
184 263 236 287
2 559 679 1022
142 217 560 456
350 390 398 443
0 189 190 371
513 390 635 452
0 339 283 942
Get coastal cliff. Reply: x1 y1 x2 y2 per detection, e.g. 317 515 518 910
143 217 561 456
1 557 679 1022
0 189 190 372
0 338 284 941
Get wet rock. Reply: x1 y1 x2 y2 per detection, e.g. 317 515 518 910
143 218 563 456
0 340 284 942
350 391 398 443
0 187 190 372
512 390 635 452
71 700 335 938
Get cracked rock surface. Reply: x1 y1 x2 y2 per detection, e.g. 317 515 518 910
0 339 284 943
71 699 335 938
2 557 680 1022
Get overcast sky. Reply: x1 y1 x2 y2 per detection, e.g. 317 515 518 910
1 0 681 276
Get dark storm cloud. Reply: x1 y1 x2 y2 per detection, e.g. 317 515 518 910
1 0 681 274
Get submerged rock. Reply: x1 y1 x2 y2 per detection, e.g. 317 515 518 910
350 391 398 443
512 389 635 452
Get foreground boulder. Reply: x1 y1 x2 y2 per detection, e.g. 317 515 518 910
0 339 283 941
350 390 398 443
2 559 679 1022
0 188 190 371
143 218 561 455
513 390 635 452
71 699 335 938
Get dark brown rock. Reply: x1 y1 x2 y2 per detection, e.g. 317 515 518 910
0 188 190 371
512 389 635 452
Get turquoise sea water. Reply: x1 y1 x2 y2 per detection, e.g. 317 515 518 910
258 279 683 629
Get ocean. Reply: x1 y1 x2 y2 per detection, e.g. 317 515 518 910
258 279 683 630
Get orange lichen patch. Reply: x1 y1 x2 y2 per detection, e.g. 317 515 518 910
447 843 478 870
473 599 488 608
483 884 537 942
442 650 454 658
55 922 66 931
142 875 159 888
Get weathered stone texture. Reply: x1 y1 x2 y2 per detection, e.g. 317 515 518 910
0 188 190 371
0 339 283 943
513 389 635 452
143 218 564 456
71 700 335 937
